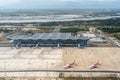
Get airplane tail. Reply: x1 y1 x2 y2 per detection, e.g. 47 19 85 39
69 60 75 66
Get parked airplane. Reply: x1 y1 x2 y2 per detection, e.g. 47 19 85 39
89 61 101 69
64 60 75 69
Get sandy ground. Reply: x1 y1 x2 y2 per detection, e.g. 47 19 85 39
62 47 120 70
0 47 120 77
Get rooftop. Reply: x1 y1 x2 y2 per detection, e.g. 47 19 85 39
82 33 96 38
8 33 89 40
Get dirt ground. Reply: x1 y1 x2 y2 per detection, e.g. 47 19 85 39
62 47 120 70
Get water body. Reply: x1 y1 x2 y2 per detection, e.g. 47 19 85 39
0 16 120 23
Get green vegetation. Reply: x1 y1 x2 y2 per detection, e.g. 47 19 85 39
60 27 88 33
98 26 120 40
0 28 13 33
114 34 120 40
0 17 120 40
23 28 54 34
1 9 118 16
100 27 120 34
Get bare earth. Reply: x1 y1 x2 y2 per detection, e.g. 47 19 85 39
0 47 119 77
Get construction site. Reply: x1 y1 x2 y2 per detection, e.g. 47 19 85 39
0 47 120 80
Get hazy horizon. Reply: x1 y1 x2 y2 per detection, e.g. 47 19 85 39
0 0 120 9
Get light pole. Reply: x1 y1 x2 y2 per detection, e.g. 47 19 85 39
47 62 48 79
4 61 6 77
28 62 31 77
28 62 31 71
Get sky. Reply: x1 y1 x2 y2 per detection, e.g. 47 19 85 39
0 0 120 9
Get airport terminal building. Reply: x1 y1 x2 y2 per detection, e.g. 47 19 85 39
8 33 89 47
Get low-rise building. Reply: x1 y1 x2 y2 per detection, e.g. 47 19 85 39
82 33 96 39
8 33 89 47
90 38 107 43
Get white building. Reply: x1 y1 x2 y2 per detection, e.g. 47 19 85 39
82 33 96 39
90 38 107 43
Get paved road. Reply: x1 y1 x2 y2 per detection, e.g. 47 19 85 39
0 69 120 73
99 30 118 47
